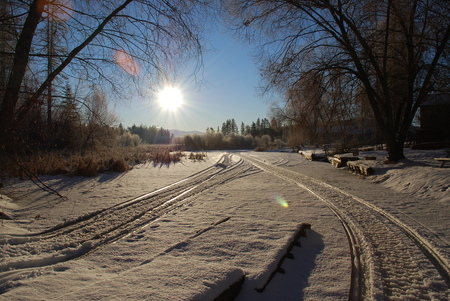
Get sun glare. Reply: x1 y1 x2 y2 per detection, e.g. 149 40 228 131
158 87 183 111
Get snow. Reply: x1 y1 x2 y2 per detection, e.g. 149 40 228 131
1 148 449 300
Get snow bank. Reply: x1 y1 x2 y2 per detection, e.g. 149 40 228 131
1 256 245 300
61 256 244 301
164 217 304 291
359 148 450 203
299 147 450 203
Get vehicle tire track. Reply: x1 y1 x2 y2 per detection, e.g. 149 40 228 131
0 154 255 286
240 153 450 300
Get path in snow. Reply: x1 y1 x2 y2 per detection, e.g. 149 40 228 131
1 149 449 300
240 152 450 299
1 154 252 286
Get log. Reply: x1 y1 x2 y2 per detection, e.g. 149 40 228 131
330 156 359 168
329 157 341 167
347 161 374 176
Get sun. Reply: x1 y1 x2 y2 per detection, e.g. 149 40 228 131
157 87 183 111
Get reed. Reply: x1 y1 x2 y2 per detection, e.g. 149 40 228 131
1 145 187 178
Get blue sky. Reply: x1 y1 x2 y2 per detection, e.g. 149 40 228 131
115 28 271 133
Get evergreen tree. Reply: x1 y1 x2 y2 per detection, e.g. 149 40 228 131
256 118 261 136
231 118 238 134
245 125 251 136
60 84 79 125
250 121 257 137
221 122 228 135
55 83 80 148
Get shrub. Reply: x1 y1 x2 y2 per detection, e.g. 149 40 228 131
117 132 141 147
109 158 129 172
75 158 99 177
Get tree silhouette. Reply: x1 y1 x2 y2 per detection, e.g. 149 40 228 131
223 0 450 160
0 0 211 148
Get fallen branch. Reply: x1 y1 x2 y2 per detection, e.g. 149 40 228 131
11 156 67 201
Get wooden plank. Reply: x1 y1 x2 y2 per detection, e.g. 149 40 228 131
434 158 450 168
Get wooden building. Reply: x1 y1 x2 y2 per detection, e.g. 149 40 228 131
416 94 450 146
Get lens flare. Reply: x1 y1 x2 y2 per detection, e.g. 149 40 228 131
42 0 74 22
275 196 289 208
114 50 140 76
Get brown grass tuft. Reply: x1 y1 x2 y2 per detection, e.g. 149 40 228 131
75 158 98 177
188 152 206 161
109 159 129 172
153 150 184 165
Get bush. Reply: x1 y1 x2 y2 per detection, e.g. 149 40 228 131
75 158 99 177
109 158 129 172
117 132 141 147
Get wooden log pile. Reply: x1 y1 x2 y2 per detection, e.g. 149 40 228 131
329 155 359 168
347 161 374 176
300 151 327 161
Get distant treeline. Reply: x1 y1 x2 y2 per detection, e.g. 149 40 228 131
174 117 286 151
177 132 285 151
121 117 287 151
125 124 172 144
209 117 283 138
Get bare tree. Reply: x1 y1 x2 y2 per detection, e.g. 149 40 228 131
222 0 450 160
82 85 118 149
0 1 17 95
0 0 212 148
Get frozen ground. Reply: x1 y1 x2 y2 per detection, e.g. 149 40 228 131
0 148 449 300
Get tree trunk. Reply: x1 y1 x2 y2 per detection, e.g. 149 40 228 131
15 0 134 125
0 0 43 148
373 106 407 162
385 137 406 161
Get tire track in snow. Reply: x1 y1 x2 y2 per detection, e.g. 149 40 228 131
0 154 255 289
240 152 450 300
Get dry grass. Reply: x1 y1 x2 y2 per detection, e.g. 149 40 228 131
153 150 184 165
188 152 207 161
1 145 187 179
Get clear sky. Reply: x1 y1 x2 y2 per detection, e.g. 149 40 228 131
115 28 271 133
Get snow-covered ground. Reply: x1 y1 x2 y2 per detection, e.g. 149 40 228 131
0 148 449 300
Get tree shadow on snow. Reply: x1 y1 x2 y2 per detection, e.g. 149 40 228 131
153 160 185 169
97 171 127 183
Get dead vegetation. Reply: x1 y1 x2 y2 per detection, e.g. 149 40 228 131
1 145 187 179
153 150 184 165
188 152 207 161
